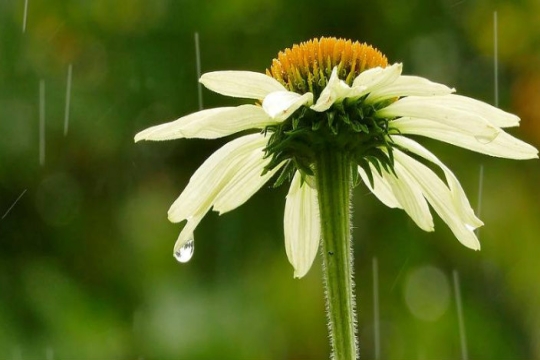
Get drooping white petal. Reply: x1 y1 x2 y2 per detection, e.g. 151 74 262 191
134 107 232 142
393 117 539 159
359 155 433 231
358 165 401 209
385 162 434 232
180 104 275 138
392 135 483 227
173 214 204 253
212 155 285 215
170 133 277 252
168 134 267 223
200 71 286 99
394 149 481 250
350 63 403 99
413 94 521 128
311 67 353 112
263 91 313 120
379 97 501 142
365 75 454 103
284 172 320 279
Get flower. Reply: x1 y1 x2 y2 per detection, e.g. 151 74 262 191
135 37 538 278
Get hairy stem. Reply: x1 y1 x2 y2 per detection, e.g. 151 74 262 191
316 149 357 360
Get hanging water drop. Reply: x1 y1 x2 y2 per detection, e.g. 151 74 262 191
174 239 194 263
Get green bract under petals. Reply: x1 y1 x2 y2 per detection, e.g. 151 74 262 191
262 77 400 188
135 36 538 278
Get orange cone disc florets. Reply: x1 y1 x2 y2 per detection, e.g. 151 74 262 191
267 37 388 94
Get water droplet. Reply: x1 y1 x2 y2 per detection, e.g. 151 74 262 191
474 130 498 144
174 239 194 263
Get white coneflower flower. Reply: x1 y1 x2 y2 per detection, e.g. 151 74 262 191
135 37 537 278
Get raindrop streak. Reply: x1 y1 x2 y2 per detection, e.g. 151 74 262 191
39 79 45 166
453 270 468 360
475 164 484 238
475 11 498 237
194 32 203 110
22 0 29 33
372 257 381 360
174 239 194 263
45 347 54 360
64 64 73 136
1 189 27 220
493 11 499 107
390 256 409 292
12 346 22 360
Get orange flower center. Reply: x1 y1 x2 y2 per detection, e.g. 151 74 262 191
267 37 388 95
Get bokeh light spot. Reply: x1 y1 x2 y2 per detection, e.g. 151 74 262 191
404 265 451 322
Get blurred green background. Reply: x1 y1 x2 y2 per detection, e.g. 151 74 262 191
1 0 540 359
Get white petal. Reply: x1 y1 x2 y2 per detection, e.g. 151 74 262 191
394 150 481 250
213 156 285 214
385 162 434 232
180 104 275 139
379 97 500 141
393 117 538 159
358 165 402 209
414 94 520 128
263 91 313 120
284 172 321 279
134 108 231 142
350 63 403 99
365 75 454 103
311 67 352 112
359 154 433 231
168 134 267 223
392 135 483 227
200 71 286 99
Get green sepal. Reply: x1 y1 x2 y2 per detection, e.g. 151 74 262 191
327 111 335 128
358 158 375 189
312 119 323 131
272 160 295 188
292 116 300 130
356 106 365 119
262 93 397 192
294 157 315 177
350 121 368 133
340 113 351 125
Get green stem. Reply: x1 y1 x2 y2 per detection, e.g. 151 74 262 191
315 149 357 360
